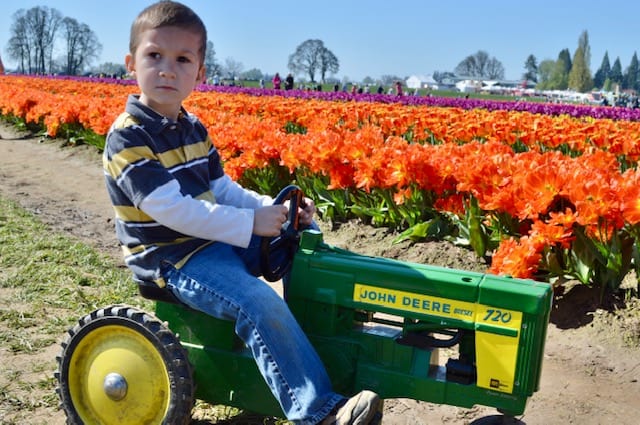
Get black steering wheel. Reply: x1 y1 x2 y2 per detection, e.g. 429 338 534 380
260 185 304 282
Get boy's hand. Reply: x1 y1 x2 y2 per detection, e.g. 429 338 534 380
253 205 288 237
283 196 316 227
298 197 316 226
253 197 315 237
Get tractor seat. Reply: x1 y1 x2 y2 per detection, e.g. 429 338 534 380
137 280 181 304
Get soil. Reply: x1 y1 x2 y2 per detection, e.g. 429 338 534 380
1 121 639 425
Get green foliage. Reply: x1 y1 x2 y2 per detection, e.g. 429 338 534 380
58 122 106 150
535 59 554 90
1 114 46 134
348 187 426 228
443 196 496 258
393 215 453 244
295 172 438 231
610 58 624 86
623 52 640 92
1 115 106 151
593 52 611 89
549 142 583 158
566 224 635 298
237 159 294 198
294 172 350 222
549 56 570 90
523 54 538 83
283 121 307 135
568 46 594 93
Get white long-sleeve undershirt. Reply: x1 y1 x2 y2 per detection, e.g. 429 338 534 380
139 174 272 248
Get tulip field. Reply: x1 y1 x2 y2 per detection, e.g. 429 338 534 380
1 74 640 296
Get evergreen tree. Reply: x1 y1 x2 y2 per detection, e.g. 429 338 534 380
568 30 593 93
568 43 593 92
623 52 639 92
559 48 572 74
593 52 611 89
577 31 591 70
610 57 624 88
549 49 571 90
523 54 538 83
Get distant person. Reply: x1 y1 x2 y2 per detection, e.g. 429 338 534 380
272 72 281 89
259 78 265 89
376 85 384 94
0 54 5 74
395 81 403 96
284 73 294 90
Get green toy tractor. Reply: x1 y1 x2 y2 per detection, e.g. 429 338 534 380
55 186 553 424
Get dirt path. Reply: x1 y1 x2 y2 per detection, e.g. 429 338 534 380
1 122 639 424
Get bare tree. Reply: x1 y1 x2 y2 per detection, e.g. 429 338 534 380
381 74 403 85
61 17 101 75
223 57 243 80
7 7 62 74
455 50 505 80
7 11 31 73
319 47 339 83
29 6 62 73
288 39 339 83
484 58 505 80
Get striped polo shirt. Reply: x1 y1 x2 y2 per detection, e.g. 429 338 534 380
103 95 225 285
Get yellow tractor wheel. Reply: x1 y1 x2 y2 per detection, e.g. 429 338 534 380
55 305 194 425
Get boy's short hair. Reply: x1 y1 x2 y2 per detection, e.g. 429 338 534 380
130 0 207 64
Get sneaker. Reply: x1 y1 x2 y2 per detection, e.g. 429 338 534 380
320 390 383 425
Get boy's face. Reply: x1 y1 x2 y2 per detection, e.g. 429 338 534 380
126 26 205 120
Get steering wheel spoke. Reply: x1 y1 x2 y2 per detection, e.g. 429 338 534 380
260 185 304 282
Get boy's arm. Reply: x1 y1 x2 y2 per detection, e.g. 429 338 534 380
211 175 316 227
140 179 255 248
209 174 273 209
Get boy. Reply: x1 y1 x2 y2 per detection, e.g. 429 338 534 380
102 1 381 424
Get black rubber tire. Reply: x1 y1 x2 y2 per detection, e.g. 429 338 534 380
55 304 194 425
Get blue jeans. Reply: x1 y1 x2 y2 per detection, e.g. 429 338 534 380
161 236 343 424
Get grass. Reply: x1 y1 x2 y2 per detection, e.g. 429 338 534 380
0 196 144 314
0 195 146 423
0 195 290 424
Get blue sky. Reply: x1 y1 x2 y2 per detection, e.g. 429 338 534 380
1 0 638 82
